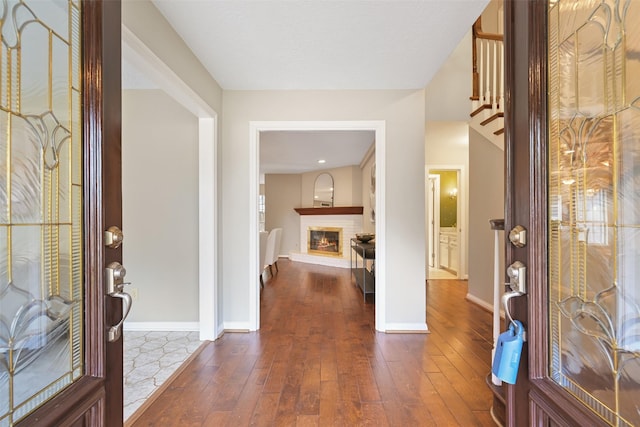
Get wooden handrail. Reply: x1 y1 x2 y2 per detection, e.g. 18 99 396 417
471 17 503 102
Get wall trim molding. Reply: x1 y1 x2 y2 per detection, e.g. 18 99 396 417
466 293 505 318
385 323 429 333
124 322 200 332
223 322 252 332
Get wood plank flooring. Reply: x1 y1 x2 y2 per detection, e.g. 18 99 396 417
130 260 494 426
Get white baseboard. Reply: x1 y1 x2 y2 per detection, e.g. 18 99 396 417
216 324 226 339
384 322 429 333
123 321 199 332
223 321 251 332
466 293 505 317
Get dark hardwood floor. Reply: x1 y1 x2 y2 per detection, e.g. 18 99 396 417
129 259 495 426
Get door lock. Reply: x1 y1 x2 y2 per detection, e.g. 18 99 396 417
506 260 526 294
508 225 527 248
104 226 124 249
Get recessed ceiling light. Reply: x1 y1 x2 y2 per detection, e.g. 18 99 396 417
318 159 326 164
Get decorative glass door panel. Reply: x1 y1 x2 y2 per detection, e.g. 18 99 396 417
0 1 83 425
548 1 640 426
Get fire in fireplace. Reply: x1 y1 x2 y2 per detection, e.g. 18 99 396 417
308 227 343 257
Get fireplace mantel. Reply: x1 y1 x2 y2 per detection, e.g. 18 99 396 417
294 206 363 215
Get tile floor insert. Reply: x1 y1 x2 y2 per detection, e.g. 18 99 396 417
429 267 458 280
123 330 203 421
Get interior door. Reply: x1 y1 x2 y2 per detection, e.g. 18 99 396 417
427 174 440 270
1 1 124 425
504 0 640 426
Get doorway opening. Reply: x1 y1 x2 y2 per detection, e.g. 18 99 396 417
122 26 218 340
425 165 465 280
250 121 387 332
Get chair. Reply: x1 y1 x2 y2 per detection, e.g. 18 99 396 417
259 231 268 288
263 228 283 279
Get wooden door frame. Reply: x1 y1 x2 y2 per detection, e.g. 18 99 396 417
504 0 611 425
17 1 123 425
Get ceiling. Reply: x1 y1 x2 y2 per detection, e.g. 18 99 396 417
259 130 375 174
127 1 488 173
151 0 487 91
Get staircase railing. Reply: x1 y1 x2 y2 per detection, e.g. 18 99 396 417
471 17 504 115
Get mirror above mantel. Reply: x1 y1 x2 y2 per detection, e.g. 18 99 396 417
313 173 334 207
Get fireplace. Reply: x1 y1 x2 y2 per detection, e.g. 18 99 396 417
308 227 343 257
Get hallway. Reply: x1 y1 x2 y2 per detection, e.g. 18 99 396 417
129 260 494 426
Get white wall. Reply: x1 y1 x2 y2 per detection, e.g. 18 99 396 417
222 90 427 331
123 90 199 322
424 122 470 278
468 127 504 307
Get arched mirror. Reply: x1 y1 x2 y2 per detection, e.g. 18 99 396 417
313 173 334 207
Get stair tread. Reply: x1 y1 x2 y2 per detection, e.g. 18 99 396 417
480 112 504 126
470 104 492 117
485 373 506 404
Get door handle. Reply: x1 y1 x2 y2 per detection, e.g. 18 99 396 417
503 261 526 330
106 261 132 342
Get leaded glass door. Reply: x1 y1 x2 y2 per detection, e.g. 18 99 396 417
504 0 640 426
0 1 123 426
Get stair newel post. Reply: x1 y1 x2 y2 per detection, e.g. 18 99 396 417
472 18 480 111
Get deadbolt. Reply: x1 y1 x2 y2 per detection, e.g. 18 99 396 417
508 225 527 248
105 226 124 249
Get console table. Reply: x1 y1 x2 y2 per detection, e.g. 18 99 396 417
350 238 375 302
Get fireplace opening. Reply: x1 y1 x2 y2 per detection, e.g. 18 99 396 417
308 227 343 257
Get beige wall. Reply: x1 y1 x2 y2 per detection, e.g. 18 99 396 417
123 90 199 322
468 127 504 306
222 90 427 329
122 1 223 330
122 0 222 114
425 29 473 122
300 165 362 208
425 121 470 278
265 165 366 259
265 174 302 256
361 152 376 234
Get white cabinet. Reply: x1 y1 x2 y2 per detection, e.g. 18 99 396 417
438 231 458 274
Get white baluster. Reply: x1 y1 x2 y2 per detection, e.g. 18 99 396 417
479 40 484 106
484 40 491 109
499 42 504 113
492 41 498 113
